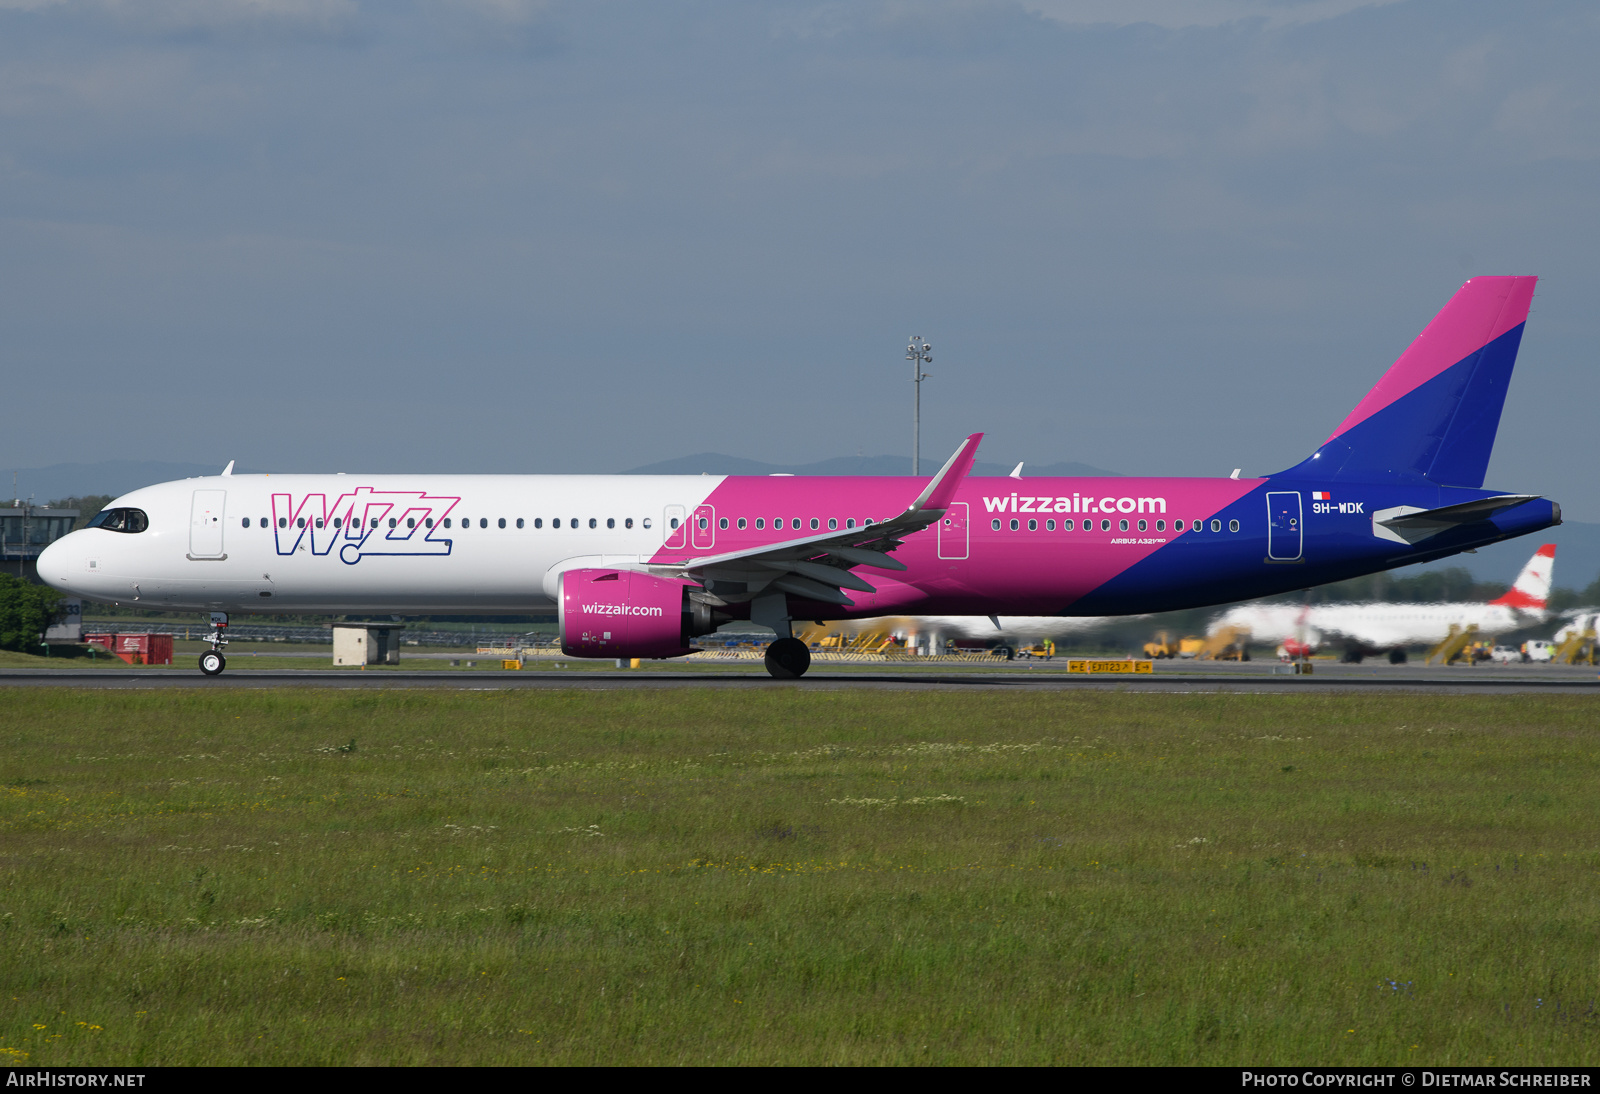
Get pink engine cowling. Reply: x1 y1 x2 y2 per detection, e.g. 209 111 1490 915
558 568 699 658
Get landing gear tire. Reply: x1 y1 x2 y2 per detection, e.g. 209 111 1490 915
998 645 1015 661
200 651 226 676
765 637 811 679
1389 648 1408 665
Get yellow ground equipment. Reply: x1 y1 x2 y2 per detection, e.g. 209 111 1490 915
1554 628 1598 666
1426 623 1479 665
1143 631 1181 659
1196 626 1251 661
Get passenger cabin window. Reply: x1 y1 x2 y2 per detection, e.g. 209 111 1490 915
755 519 764 529
498 518 507 529
1119 519 1128 531
1211 519 1222 532
992 519 1001 530
608 518 617 529
642 518 652 529
534 518 542 529
241 517 251 528
737 518 747 530
625 518 634 529
1229 519 1240 532
718 517 728 530
588 518 597 529
516 518 524 529
89 508 149 533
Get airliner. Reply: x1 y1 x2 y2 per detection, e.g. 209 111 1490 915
1207 543 1556 662
37 276 1560 678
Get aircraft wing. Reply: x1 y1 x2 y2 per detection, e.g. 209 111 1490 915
647 432 983 606
1372 495 1541 545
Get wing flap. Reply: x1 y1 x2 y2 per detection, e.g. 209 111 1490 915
651 432 983 605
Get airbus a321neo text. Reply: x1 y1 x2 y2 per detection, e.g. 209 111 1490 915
39 276 1559 678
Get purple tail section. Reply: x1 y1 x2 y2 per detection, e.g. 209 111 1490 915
1280 276 1537 488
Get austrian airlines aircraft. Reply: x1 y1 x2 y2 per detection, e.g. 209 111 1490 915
1207 543 1556 662
38 276 1560 678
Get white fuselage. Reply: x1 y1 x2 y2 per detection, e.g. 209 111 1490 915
40 474 722 614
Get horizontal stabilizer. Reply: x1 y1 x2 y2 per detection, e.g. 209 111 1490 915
1371 494 1540 545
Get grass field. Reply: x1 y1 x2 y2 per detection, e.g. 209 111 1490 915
1 688 1597 1065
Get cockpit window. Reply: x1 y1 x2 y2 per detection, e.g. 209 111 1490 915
87 508 149 533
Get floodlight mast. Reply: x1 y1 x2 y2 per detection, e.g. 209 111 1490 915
906 336 932 475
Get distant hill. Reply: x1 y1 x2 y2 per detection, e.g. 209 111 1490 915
4 460 265 504
624 453 1121 478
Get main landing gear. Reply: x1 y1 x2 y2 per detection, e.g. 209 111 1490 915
751 593 810 679
199 612 229 676
765 637 811 679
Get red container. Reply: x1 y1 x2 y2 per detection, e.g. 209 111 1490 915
84 633 174 666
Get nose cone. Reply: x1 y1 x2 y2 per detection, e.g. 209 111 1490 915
36 535 75 593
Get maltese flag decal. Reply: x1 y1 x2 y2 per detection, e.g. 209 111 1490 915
1312 491 1331 500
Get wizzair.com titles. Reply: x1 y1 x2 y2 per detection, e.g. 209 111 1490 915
581 603 665 617
984 493 1166 515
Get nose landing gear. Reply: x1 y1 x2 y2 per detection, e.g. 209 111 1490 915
199 612 229 676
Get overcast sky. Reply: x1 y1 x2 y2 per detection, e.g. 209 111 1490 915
3 1 1597 514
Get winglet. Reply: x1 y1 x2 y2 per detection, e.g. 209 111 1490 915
221 460 235 477
907 433 983 514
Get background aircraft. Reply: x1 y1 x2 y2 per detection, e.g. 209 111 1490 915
1207 544 1555 662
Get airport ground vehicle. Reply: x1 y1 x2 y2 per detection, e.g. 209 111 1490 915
38 277 1560 678
1525 639 1555 662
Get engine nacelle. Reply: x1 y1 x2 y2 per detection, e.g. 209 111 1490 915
558 568 710 658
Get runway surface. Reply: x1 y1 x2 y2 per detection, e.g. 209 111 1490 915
4 660 1599 693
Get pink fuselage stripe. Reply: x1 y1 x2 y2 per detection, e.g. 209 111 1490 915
1325 276 1536 443
649 475 1263 616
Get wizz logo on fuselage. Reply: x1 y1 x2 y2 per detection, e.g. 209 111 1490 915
272 488 460 565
